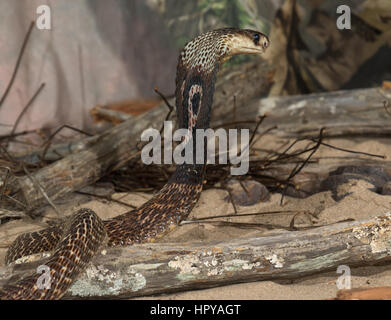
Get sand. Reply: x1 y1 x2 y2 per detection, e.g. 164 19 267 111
1 135 391 299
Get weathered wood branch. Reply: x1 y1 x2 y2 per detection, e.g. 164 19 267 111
13 135 101 163
90 106 133 124
213 87 391 138
15 86 391 165
1 214 391 299
15 60 273 164
0 209 25 220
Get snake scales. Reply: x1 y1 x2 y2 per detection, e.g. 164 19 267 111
0 28 269 299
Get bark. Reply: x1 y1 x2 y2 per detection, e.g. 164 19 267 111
1 214 391 299
213 87 391 138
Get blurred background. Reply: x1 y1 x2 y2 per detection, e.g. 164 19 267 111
0 0 390 148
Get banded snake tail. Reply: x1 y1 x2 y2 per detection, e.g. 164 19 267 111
0 28 269 299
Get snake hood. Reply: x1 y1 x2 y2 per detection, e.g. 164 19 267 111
176 28 269 132
179 28 269 74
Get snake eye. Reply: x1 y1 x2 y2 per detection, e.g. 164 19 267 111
253 33 260 45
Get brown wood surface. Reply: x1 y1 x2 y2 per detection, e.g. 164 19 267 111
1 214 391 299
336 287 391 300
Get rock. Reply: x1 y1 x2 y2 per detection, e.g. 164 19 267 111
381 181 391 195
224 179 270 206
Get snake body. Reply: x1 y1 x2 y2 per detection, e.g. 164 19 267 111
0 28 269 299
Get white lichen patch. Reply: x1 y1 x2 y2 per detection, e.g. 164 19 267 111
126 270 147 292
265 254 284 268
128 263 164 271
207 268 220 276
223 259 261 271
168 255 201 275
287 100 307 111
85 265 117 282
258 97 277 114
168 249 263 279
353 214 391 255
70 264 122 296
69 263 146 297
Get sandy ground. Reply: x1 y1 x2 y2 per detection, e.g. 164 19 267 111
1 135 391 299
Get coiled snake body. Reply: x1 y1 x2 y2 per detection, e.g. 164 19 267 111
0 28 269 299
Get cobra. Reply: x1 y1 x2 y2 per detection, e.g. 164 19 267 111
0 28 269 299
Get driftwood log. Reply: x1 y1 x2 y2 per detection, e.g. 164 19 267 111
1 214 391 299
211 86 391 139
17 85 391 164
248 87 391 139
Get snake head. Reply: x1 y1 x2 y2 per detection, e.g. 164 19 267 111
180 28 270 73
225 29 269 56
